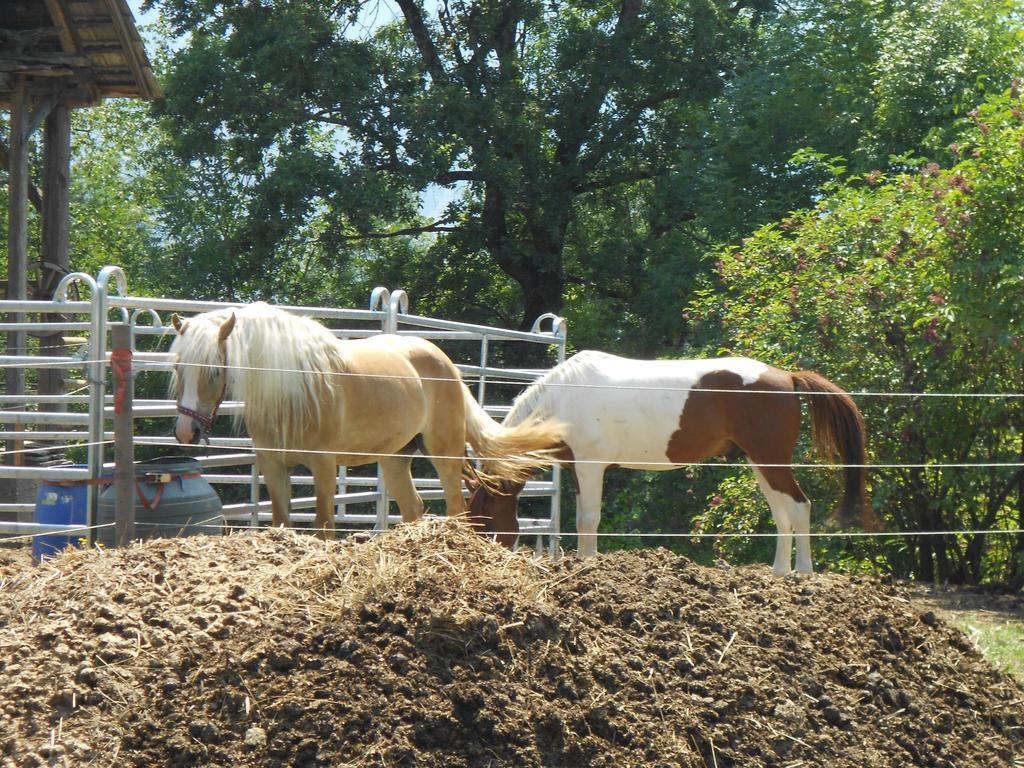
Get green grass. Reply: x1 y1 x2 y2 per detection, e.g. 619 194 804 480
954 613 1024 683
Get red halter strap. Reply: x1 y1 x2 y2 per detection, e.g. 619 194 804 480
175 401 220 432
175 344 228 442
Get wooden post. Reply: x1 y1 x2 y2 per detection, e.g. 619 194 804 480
4 77 30 521
111 325 135 547
40 104 71 409
6 76 28 414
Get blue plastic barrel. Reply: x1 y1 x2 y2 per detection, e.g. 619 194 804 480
33 472 89 561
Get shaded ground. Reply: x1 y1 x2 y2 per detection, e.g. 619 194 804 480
1 520 1022 767
904 582 1024 684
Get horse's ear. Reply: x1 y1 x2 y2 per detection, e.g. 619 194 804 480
171 313 185 335
218 311 236 343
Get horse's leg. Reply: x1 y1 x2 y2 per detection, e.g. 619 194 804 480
575 463 606 558
378 456 424 523
752 465 812 575
421 430 469 519
258 452 292 528
434 456 468 519
309 453 338 540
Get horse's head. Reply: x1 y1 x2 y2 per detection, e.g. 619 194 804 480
170 311 236 445
465 475 526 549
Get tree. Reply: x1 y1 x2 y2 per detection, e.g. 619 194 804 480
150 0 775 327
702 0 1024 239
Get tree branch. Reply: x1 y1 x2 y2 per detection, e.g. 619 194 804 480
302 109 348 127
577 87 683 174
552 0 643 174
336 220 460 240
572 165 667 194
434 170 476 184
395 0 448 83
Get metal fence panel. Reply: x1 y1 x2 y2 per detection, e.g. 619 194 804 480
0 267 566 556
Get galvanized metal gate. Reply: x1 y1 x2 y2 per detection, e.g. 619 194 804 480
0 266 567 555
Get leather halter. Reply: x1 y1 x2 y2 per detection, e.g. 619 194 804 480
176 344 228 443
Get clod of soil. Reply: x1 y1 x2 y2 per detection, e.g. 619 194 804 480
1 519 1021 767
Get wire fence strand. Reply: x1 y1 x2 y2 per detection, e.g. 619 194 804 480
2 355 1023 399
6 519 1022 546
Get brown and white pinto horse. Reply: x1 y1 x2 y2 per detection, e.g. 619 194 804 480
170 303 564 538
468 350 871 574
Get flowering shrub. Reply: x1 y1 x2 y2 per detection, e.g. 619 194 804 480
689 87 1024 585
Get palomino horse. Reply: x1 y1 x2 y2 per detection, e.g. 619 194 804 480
468 350 871 574
170 303 563 537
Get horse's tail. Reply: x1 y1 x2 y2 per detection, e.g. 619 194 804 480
791 370 877 530
462 388 564 485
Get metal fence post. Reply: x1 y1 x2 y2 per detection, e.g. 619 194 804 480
111 324 135 547
82 267 126 544
531 313 568 558
370 287 392 532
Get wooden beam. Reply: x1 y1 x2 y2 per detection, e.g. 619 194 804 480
103 0 146 79
41 0 80 54
0 28 64 51
102 0 162 99
25 91 60 141
40 0 101 106
69 15 115 26
0 52 91 66
0 62 76 76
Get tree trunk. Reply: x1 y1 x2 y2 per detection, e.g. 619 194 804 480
482 180 568 329
965 533 985 585
519 267 565 330
1009 435 1024 590
917 533 935 582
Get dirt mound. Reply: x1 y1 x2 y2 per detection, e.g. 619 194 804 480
1 520 1021 767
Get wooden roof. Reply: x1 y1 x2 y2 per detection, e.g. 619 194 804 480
0 0 162 108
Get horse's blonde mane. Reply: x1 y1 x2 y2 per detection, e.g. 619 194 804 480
170 303 347 448
505 350 610 427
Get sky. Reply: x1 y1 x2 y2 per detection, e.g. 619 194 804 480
127 0 157 27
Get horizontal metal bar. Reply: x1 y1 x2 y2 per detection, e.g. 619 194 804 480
0 430 89 440
0 504 33 513
0 322 91 332
0 395 91 405
102 403 244 419
0 356 82 368
204 473 376 487
194 452 256 468
220 511 400 527
457 364 547 382
0 411 89 425
0 466 91 480
519 525 557 535
394 330 492 341
107 296 385 323
221 491 382 517
0 300 92 313
132 435 249 448
397 313 561 344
